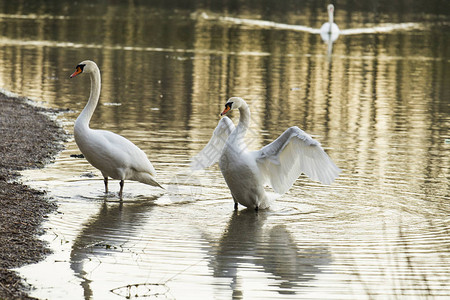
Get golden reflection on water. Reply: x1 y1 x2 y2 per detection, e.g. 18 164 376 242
0 0 449 298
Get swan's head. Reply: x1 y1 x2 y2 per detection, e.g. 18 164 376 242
70 60 98 78
220 97 245 116
327 4 334 15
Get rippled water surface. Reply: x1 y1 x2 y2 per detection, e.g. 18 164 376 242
0 0 449 299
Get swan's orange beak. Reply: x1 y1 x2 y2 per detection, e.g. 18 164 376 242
70 67 83 78
220 105 231 116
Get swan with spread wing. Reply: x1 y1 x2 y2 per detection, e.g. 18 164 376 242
191 97 341 210
320 4 340 42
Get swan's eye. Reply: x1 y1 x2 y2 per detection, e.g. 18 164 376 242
76 64 86 72
220 102 233 116
70 64 86 78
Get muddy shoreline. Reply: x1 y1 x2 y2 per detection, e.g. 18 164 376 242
0 92 66 299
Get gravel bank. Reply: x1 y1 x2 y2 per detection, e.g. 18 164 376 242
0 92 66 299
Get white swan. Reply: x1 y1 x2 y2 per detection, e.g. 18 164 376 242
320 4 340 43
70 60 163 198
191 97 341 210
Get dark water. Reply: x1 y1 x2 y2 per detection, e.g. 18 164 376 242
0 0 449 299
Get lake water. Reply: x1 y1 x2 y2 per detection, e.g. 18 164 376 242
0 0 449 299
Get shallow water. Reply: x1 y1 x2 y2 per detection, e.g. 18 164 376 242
0 0 449 299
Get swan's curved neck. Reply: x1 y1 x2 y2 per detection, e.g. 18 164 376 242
76 67 101 129
238 103 250 130
328 9 334 25
232 102 251 142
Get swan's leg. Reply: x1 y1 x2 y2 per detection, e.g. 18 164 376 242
103 177 108 193
254 206 259 212
119 180 124 199
232 195 238 210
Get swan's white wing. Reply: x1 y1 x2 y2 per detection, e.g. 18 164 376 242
255 126 341 194
107 132 157 175
191 117 235 170
85 130 157 176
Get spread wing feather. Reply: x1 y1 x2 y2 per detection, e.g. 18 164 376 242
255 126 341 194
190 117 235 170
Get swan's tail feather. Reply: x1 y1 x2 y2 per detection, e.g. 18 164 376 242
135 172 165 189
150 179 165 190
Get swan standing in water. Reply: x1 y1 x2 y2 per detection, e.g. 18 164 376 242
70 60 163 198
320 4 340 57
191 97 341 210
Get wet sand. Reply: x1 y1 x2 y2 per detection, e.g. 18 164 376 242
0 92 66 299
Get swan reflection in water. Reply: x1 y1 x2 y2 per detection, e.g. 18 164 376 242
206 209 331 297
70 197 158 299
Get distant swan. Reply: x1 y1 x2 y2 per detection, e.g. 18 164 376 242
70 60 163 198
191 97 341 210
320 4 340 43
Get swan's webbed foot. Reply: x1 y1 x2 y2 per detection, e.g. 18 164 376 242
254 206 259 212
119 180 124 200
